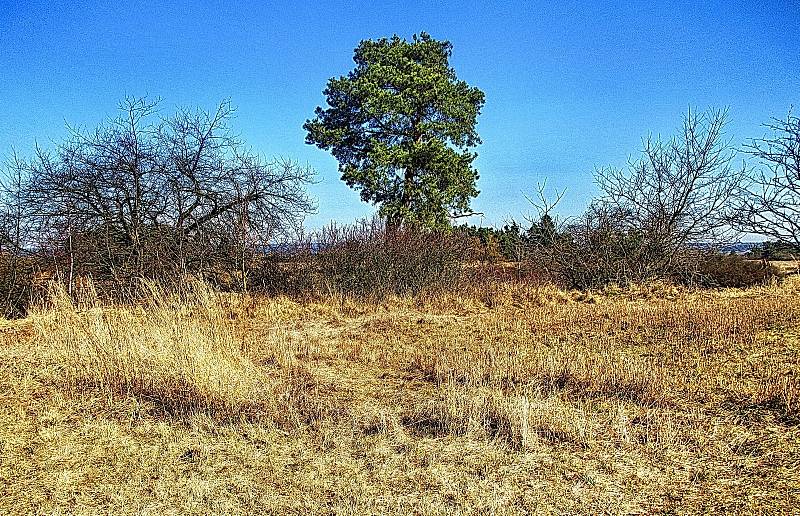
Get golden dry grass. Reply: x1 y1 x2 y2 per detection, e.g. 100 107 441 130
1 278 799 513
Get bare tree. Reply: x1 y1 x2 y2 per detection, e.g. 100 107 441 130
594 108 744 274
733 108 800 246
525 188 653 288
0 154 34 255
0 155 42 315
6 97 316 287
522 109 746 288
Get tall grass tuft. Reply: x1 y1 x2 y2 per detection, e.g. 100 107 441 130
31 279 267 419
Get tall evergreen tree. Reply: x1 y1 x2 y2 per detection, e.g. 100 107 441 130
304 33 485 229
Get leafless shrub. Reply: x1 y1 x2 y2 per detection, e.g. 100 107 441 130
691 252 778 288
596 108 742 251
557 204 666 288
250 240 317 297
733 108 800 245
313 217 474 299
526 109 745 289
2 97 315 296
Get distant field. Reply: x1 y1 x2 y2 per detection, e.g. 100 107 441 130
1 279 798 514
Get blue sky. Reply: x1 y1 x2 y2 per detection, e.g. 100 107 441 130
1 0 798 229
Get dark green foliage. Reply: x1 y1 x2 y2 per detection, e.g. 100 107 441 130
457 220 553 262
305 33 485 229
747 241 800 261
528 214 557 248
495 222 525 261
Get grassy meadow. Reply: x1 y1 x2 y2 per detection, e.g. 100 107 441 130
1 277 799 514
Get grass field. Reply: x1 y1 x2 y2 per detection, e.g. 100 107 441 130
1 278 799 514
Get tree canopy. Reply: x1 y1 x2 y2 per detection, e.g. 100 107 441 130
304 32 485 229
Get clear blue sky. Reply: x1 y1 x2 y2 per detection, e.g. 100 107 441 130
1 0 798 229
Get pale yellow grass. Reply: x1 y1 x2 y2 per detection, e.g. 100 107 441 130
1 278 798 513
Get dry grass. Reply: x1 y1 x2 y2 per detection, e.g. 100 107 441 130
1 278 799 513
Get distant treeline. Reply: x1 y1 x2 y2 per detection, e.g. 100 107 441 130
746 241 800 261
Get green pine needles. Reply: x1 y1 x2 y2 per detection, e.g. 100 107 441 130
304 33 485 229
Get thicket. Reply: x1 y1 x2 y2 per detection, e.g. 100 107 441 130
252 218 475 300
1 100 797 318
0 221 782 319
0 98 315 316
